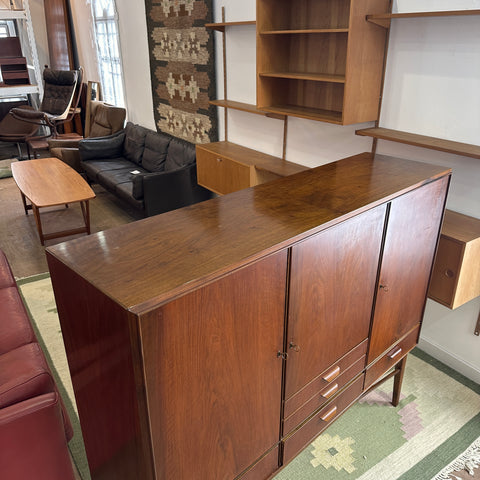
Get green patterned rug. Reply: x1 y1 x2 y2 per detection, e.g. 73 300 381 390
0 158 16 178
17 274 480 480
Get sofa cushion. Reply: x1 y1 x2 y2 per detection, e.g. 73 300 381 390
0 343 55 408
164 137 196 171
0 288 36 355
97 167 148 193
79 130 125 161
123 122 148 165
115 182 145 211
142 131 172 172
81 157 134 182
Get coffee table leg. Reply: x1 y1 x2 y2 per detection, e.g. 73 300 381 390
80 200 91 234
19 191 28 215
31 204 45 245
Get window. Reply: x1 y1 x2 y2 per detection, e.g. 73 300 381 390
0 20 16 38
91 0 125 107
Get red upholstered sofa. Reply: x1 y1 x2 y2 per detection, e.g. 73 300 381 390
0 249 76 480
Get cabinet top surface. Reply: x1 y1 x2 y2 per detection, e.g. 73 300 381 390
442 210 480 243
47 153 450 314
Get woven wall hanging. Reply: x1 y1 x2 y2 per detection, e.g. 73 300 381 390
144 0 218 144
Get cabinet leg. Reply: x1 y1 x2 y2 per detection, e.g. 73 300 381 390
392 356 408 407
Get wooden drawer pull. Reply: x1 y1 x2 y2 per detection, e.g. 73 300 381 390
321 383 338 399
388 347 402 360
444 269 454 278
320 405 337 423
323 365 341 382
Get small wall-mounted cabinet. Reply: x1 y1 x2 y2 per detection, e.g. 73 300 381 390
256 0 390 124
196 141 308 195
428 210 480 310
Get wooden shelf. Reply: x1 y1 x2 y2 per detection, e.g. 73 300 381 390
209 99 285 120
367 10 480 28
262 105 343 125
205 21 255 32
356 127 480 159
259 72 346 83
0 84 39 96
260 28 349 35
257 0 388 125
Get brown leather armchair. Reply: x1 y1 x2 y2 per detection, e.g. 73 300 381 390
48 100 126 172
0 106 39 159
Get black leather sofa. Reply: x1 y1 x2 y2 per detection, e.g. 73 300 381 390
79 122 212 217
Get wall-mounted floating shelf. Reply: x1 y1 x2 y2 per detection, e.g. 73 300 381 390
367 10 480 28
209 99 285 120
205 20 255 32
356 127 480 160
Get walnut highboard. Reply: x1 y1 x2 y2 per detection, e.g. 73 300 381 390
46 152 450 479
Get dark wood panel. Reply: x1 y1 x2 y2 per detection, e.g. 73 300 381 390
45 254 154 480
45 153 451 314
139 252 287 479
368 176 450 363
285 205 386 399
43 0 74 70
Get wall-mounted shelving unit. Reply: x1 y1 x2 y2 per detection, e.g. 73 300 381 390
256 0 390 125
0 1 42 99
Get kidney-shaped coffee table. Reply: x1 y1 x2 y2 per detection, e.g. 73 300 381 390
12 157 96 245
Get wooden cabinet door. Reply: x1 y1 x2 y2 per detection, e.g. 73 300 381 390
285 206 386 399
139 251 287 480
368 177 449 363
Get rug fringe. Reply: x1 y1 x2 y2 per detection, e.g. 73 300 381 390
432 438 480 479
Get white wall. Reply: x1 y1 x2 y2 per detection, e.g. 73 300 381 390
115 0 155 128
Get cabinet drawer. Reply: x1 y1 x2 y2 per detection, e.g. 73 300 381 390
282 375 364 464
196 148 252 195
428 237 462 308
284 339 367 418
283 356 364 435
364 326 419 390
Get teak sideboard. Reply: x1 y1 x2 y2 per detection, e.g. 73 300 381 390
46 153 450 480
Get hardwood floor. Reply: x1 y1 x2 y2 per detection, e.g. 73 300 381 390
0 169 142 278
